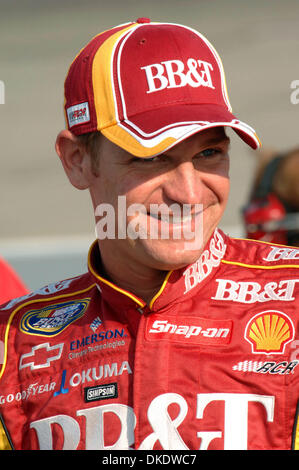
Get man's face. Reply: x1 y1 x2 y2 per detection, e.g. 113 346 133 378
89 127 230 271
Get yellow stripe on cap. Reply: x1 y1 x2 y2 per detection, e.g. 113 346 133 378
92 24 137 130
63 26 116 130
92 23 178 157
101 124 177 157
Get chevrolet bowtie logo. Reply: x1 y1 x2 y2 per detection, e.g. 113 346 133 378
19 342 64 370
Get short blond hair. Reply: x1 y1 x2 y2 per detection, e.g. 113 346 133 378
77 131 103 175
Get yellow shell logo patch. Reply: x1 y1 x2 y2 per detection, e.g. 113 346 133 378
245 310 294 355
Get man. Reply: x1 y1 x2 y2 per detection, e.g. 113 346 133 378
0 18 298 450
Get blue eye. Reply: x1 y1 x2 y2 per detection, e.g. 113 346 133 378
198 148 219 158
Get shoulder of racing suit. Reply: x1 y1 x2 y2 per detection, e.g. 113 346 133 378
206 235 299 307
0 271 96 376
223 234 299 267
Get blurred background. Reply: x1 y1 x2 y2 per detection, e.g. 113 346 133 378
1 0 299 292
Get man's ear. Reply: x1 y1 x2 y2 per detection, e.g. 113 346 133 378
55 130 93 190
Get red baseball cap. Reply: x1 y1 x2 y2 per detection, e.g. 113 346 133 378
64 18 261 157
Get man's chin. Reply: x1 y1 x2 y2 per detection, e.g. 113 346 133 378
138 240 205 271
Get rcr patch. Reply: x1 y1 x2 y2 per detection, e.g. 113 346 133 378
232 360 299 374
20 298 90 337
84 383 118 403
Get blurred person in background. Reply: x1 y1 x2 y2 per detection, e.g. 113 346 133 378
243 147 299 246
0 257 28 305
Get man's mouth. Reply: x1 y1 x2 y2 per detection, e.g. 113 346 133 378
148 210 203 225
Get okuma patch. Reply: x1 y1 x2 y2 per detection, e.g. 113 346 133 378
20 299 90 337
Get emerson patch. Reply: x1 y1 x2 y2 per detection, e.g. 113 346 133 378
84 383 118 403
20 298 90 337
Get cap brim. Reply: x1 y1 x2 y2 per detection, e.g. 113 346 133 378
101 103 261 157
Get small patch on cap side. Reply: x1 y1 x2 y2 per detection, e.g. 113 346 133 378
67 102 90 128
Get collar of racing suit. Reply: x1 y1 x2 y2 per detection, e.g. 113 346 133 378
87 228 228 312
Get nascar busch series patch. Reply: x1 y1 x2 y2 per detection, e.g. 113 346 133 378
20 298 90 337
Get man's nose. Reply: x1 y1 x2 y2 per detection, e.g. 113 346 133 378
163 161 204 205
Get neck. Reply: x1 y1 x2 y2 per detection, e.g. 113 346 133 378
98 242 168 305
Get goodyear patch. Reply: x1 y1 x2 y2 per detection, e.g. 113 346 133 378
20 298 90 337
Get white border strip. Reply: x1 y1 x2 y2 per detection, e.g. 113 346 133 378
118 119 259 152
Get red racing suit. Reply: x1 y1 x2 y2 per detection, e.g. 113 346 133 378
0 228 299 450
